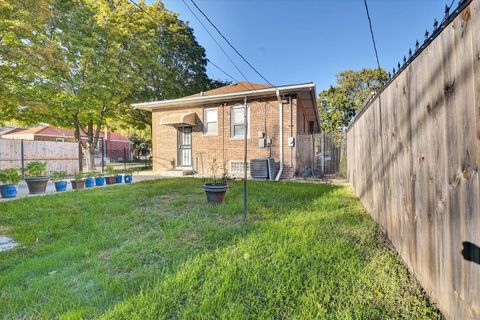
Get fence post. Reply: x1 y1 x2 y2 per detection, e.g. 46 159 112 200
101 138 105 173
21 139 25 178
123 148 127 171
321 133 325 176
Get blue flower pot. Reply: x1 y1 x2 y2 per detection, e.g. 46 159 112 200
85 178 95 188
95 177 105 186
124 175 132 183
0 184 17 199
54 181 68 192
115 175 123 184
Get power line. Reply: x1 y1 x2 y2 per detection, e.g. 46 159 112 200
181 0 255 91
126 0 250 90
189 0 274 87
363 0 381 70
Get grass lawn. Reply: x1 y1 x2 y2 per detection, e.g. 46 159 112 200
0 179 439 319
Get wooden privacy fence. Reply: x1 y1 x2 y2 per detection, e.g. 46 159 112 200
296 133 342 176
346 1 479 319
0 139 79 174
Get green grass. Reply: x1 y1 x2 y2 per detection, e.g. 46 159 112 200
0 179 439 319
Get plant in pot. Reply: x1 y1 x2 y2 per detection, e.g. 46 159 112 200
24 161 49 194
94 171 105 186
71 171 85 190
105 165 116 185
84 171 95 188
0 168 22 199
203 158 229 204
114 169 123 184
123 169 133 184
51 171 68 192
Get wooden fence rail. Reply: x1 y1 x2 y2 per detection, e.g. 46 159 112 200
346 1 479 318
0 139 80 174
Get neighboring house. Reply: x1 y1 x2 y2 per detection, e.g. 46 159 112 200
133 81 319 179
2 125 133 162
0 126 25 137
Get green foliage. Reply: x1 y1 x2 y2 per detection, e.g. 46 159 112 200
50 171 67 182
0 179 440 318
73 171 84 181
1 0 211 168
318 68 387 137
85 171 96 179
0 168 22 185
25 161 47 177
105 165 116 176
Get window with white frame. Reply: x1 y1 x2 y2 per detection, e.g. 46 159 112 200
204 108 218 134
231 105 248 138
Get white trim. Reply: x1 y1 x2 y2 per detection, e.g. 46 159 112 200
132 83 316 111
230 104 250 139
203 107 218 135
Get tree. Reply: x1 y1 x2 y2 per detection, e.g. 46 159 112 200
1 0 210 169
318 68 387 137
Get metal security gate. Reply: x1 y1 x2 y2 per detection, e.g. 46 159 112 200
296 133 343 176
177 126 192 167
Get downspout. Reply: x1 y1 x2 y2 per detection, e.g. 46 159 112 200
275 89 283 181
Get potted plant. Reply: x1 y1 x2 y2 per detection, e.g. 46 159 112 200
0 168 22 198
71 171 85 190
94 171 105 186
203 158 229 204
51 171 68 192
123 169 133 183
114 169 123 184
24 161 49 194
105 165 116 185
84 171 95 188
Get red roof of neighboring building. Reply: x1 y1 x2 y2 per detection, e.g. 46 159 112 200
5 125 131 142
185 82 271 98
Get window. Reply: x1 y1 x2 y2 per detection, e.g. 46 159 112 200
204 108 218 135
55 138 64 142
230 160 249 175
231 105 248 138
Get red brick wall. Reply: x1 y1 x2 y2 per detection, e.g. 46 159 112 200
151 96 301 178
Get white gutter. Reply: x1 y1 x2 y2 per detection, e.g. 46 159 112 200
275 89 283 181
132 83 315 111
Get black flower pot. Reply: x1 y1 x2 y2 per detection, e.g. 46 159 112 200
25 176 49 194
203 183 228 204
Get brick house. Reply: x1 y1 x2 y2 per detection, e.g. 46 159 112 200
1 125 133 162
133 82 319 179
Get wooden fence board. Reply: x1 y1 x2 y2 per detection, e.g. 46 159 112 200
346 1 480 318
0 139 79 174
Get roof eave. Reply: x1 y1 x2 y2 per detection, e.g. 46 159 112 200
132 83 315 111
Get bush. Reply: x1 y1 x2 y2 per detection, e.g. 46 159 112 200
106 165 116 176
26 161 47 177
73 171 84 181
0 168 22 185
51 171 67 182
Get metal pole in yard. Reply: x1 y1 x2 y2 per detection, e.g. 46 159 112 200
243 96 248 222
124 147 127 171
20 139 25 178
101 137 105 173
78 137 83 172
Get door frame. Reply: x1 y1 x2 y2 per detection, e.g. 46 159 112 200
177 126 192 167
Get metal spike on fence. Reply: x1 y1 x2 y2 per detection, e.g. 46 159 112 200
425 29 429 42
433 18 438 31
403 56 407 64
397 62 401 70
415 40 420 51
409 48 412 58
445 4 450 18
388 72 391 79
393 68 396 74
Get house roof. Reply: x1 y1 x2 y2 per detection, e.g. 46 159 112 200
132 81 317 111
185 82 272 98
2 126 131 142
0 126 25 136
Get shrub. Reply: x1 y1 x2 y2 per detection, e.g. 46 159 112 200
51 171 67 182
26 161 47 177
106 165 116 176
73 171 84 181
0 168 22 185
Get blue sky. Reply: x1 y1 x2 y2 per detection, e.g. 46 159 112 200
157 0 450 92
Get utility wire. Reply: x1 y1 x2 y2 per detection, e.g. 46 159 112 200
181 0 255 91
189 0 274 87
363 0 381 70
126 0 250 90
